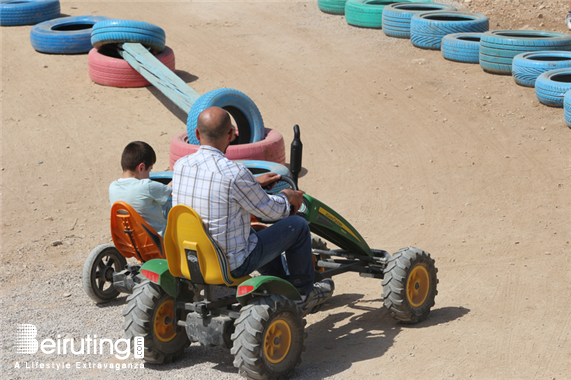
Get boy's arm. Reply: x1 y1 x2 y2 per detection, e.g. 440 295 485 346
147 180 172 205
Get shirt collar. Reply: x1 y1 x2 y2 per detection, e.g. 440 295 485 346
198 145 225 156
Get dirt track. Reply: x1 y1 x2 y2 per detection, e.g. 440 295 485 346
1 1 570 379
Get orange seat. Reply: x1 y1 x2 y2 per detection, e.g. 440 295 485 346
110 202 165 262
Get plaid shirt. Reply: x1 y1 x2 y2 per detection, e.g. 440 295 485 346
172 146 290 270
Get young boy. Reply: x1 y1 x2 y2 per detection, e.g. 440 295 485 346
109 141 171 236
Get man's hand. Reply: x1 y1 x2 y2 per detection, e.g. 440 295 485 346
256 173 281 190
280 189 304 214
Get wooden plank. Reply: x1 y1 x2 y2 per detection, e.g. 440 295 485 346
119 42 200 114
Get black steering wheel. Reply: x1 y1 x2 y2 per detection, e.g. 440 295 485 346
256 175 298 224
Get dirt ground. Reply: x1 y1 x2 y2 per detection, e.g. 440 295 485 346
1 0 570 379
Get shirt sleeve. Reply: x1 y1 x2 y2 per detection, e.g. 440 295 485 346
146 180 172 205
232 167 290 220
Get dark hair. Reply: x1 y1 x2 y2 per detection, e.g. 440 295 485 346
121 141 156 172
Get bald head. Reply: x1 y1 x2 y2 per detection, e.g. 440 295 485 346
196 107 232 142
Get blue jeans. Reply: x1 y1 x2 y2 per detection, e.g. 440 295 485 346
230 215 315 295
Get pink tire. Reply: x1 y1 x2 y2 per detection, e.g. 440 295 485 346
88 46 175 88
169 128 286 169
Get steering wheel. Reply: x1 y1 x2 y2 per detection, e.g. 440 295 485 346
255 175 298 224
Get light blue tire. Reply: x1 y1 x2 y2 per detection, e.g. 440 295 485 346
186 88 265 146
91 19 165 54
564 90 571 128
410 11 488 50
238 160 291 194
345 0 432 29
480 30 571 75
535 68 571 107
512 51 571 87
382 2 453 39
318 0 348 15
30 15 109 54
0 0 60 26
441 32 482 63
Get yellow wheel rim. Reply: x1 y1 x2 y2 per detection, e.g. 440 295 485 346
264 319 292 364
407 265 430 308
154 299 176 342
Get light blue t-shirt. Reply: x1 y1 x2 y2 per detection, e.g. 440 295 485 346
109 178 172 236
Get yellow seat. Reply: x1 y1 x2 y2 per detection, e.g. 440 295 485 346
163 205 250 287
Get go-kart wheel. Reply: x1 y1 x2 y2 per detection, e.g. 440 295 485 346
123 281 190 364
231 294 306 379
82 244 126 303
382 247 438 323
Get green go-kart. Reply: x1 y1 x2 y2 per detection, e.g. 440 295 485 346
124 128 438 380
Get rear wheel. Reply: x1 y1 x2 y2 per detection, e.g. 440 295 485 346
82 244 126 303
382 247 438 323
231 294 306 379
123 282 190 363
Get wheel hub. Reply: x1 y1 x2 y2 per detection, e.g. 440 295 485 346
264 319 292 364
407 265 430 308
154 299 176 342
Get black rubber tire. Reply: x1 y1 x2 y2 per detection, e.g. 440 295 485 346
0 0 60 26
30 15 109 54
231 294 306 380
441 32 483 64
317 0 347 15
382 247 438 323
382 2 455 39
534 68 571 108
512 51 571 87
123 281 190 364
410 11 489 50
82 243 127 303
480 30 571 75
91 19 166 54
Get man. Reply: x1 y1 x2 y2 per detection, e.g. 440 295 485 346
172 106 333 315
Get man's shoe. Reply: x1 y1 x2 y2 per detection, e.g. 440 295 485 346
297 278 335 316
566 12 571 30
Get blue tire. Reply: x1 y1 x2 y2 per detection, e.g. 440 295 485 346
535 68 571 107
382 2 454 39
512 51 571 87
30 15 108 54
441 32 482 64
238 160 291 194
345 0 432 29
564 90 571 128
318 0 347 15
0 0 60 26
410 11 488 50
91 19 165 54
480 30 571 75
186 88 265 146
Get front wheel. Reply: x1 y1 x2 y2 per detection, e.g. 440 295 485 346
382 247 438 323
82 244 127 303
231 294 306 380
123 281 190 363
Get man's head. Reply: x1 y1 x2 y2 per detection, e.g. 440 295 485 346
121 141 156 179
196 107 235 152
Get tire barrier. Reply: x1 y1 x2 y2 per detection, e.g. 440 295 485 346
187 88 265 145
535 68 571 107
88 46 175 88
317 0 348 15
512 51 571 87
30 15 109 54
91 19 166 54
441 32 483 64
564 90 571 128
382 2 454 39
345 0 433 29
0 0 60 26
169 128 286 170
480 30 571 75
410 11 488 50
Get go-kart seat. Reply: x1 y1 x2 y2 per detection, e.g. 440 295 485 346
163 205 250 287
110 201 165 262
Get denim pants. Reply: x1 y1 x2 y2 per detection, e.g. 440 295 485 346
230 215 315 295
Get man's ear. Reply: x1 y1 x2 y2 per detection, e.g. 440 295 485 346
195 129 201 142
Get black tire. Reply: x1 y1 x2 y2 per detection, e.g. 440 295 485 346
123 281 190 364
512 51 571 87
480 30 571 75
410 11 489 50
82 244 127 303
0 0 60 27
231 294 306 380
441 32 483 64
382 2 457 39
382 247 438 323
534 68 571 108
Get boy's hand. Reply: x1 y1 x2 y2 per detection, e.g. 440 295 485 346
256 173 281 190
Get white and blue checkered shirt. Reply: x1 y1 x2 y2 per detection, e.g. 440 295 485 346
172 146 290 271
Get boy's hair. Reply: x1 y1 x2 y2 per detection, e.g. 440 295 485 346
121 141 157 172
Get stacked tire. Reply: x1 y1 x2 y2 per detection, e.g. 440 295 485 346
480 30 571 75
382 2 456 39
